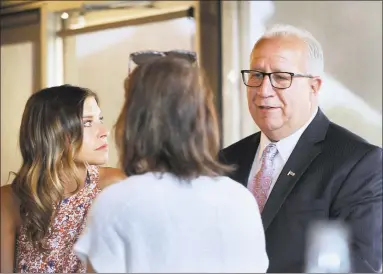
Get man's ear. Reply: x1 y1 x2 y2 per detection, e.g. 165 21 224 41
311 77 322 95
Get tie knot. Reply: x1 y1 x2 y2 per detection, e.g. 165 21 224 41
262 143 278 160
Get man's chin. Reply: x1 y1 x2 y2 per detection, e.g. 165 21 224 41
257 119 284 132
257 122 287 140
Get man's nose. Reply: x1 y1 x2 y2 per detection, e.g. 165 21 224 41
257 75 275 97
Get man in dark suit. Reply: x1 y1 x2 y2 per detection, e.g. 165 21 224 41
220 24 382 273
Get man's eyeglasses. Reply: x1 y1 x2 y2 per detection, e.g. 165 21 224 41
129 50 197 73
241 70 314 89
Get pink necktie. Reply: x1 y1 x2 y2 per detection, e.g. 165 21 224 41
250 143 278 212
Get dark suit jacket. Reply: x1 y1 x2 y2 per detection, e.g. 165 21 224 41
219 109 382 273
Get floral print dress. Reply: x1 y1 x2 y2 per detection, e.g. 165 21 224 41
15 165 101 273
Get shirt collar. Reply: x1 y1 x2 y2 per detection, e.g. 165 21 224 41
258 107 318 163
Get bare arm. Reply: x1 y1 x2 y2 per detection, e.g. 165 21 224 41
98 167 127 190
73 183 128 273
1 185 21 272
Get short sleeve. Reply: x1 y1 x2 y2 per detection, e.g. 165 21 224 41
227 182 269 273
74 189 129 273
245 194 269 273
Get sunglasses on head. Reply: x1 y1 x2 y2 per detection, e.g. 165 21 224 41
128 50 197 73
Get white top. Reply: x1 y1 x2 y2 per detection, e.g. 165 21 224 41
247 108 318 196
74 172 269 273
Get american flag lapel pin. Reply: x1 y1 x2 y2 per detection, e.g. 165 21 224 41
287 170 295 176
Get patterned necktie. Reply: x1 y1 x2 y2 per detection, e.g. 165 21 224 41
250 143 278 212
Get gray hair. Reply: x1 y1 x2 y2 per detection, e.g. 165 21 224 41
260 24 324 77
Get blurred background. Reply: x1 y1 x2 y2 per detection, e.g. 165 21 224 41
1 0 382 185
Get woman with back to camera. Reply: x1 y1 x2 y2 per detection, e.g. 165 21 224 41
74 55 269 273
0 85 126 273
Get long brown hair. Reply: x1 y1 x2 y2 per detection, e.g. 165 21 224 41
114 57 233 179
11 85 98 246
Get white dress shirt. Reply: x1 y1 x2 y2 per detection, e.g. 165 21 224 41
75 172 269 273
247 108 318 196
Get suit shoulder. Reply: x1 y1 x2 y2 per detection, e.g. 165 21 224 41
221 133 259 154
326 122 381 157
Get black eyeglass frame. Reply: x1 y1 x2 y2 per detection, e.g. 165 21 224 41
128 50 197 73
240 69 314 89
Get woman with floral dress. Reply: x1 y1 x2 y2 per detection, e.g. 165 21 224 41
1 85 126 273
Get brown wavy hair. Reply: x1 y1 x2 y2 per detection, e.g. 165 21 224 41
11 84 98 247
114 56 233 179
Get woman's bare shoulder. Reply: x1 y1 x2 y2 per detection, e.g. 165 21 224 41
1 184 21 227
1 184 19 207
98 167 127 190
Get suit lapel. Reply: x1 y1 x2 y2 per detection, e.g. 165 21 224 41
237 132 261 187
261 139 322 230
261 109 330 231
234 133 261 187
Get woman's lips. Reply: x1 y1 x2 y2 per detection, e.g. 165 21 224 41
95 144 108 150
